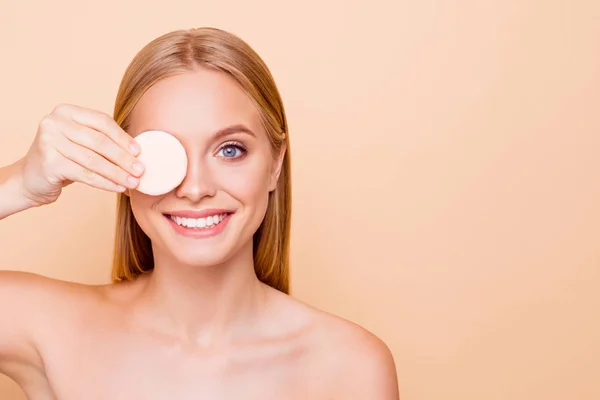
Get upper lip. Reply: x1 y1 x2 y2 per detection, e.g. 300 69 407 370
164 209 234 218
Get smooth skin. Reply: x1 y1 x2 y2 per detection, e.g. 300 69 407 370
0 68 399 400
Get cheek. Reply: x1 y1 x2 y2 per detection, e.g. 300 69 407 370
217 159 272 204
128 192 160 231
129 191 155 210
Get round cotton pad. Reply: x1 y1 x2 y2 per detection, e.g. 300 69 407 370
134 130 188 196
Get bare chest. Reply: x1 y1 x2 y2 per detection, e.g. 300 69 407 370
32 327 329 400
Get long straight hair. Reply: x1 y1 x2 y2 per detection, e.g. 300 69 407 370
110 28 291 293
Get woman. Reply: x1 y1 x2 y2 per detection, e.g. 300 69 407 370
0 27 399 399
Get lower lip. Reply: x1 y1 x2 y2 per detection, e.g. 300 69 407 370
164 213 232 238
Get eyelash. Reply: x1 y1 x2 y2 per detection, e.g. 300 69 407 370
217 141 248 161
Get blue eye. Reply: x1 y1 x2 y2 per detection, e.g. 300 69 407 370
217 143 246 159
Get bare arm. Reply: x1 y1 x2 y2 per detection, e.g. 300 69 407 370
0 271 48 378
0 162 43 372
0 163 45 374
0 104 143 379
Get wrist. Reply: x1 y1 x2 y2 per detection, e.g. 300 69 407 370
0 159 39 218
12 158 40 209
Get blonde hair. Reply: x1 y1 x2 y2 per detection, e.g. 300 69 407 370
110 27 291 294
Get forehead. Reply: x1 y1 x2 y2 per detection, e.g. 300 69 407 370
127 68 263 141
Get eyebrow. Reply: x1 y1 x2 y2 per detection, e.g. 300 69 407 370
213 124 256 139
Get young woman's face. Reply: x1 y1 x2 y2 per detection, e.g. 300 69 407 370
126 68 284 268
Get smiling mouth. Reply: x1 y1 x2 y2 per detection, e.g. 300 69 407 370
164 212 232 229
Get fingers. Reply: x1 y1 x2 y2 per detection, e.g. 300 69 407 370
41 104 146 194
61 157 127 193
51 104 140 156
54 134 139 191
60 118 144 179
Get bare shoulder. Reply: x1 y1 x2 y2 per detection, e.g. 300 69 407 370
0 270 106 371
0 269 106 309
272 292 399 399
313 309 399 399
0 269 128 332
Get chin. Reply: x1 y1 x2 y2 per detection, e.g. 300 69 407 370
168 248 237 269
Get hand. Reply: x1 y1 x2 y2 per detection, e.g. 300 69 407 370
19 104 144 206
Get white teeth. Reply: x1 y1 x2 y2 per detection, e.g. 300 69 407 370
170 213 228 229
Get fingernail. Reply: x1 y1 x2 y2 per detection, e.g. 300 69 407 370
133 162 144 174
128 176 139 186
129 141 140 155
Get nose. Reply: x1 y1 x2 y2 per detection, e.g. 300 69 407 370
174 154 216 203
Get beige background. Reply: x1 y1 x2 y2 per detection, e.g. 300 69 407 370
1 0 599 398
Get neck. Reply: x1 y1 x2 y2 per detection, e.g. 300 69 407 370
134 242 268 347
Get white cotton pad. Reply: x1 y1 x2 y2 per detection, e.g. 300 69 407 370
133 130 188 196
